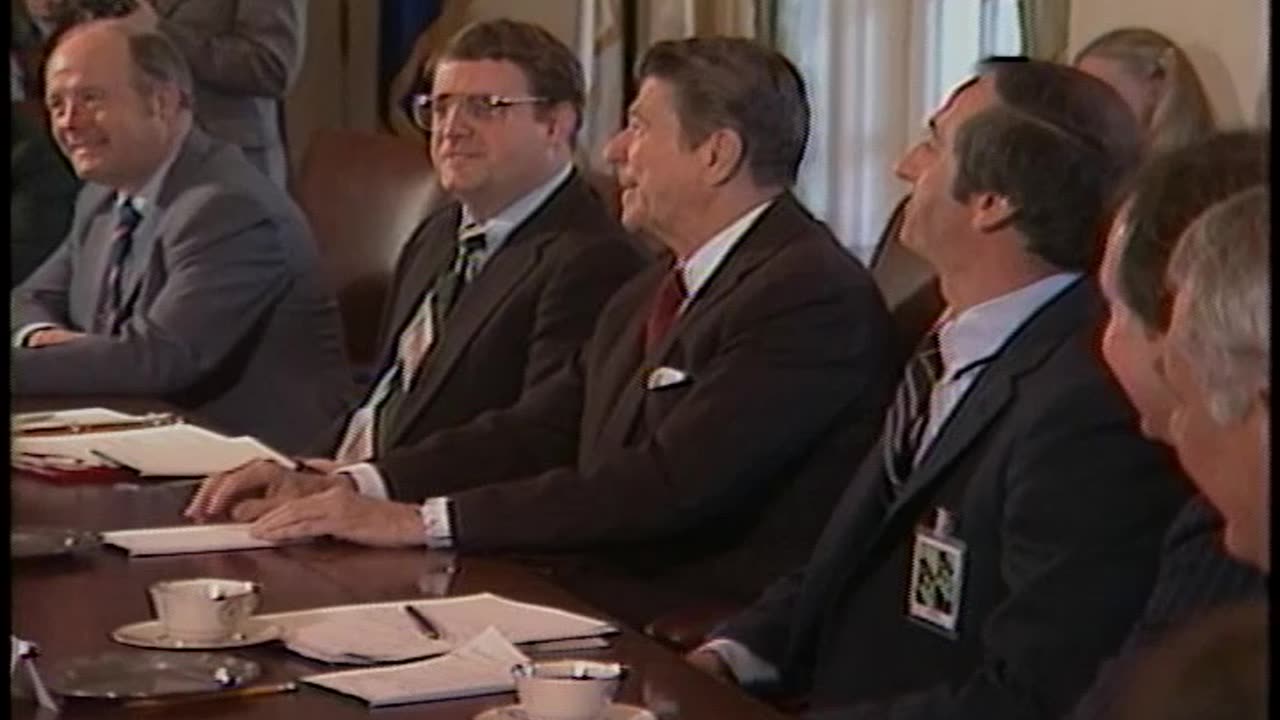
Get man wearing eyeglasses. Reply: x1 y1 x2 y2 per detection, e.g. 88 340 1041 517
188 37 897 628
186 19 642 510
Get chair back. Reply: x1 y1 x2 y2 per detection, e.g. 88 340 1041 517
293 129 448 366
869 196 944 359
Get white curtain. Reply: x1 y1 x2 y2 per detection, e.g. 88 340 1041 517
577 0 763 174
776 0 932 262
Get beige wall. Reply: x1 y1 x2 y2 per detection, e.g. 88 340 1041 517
1069 0 1269 128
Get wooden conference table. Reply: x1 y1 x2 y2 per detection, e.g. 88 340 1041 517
11 398 787 720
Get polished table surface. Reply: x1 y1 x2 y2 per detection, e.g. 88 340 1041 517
11 400 788 720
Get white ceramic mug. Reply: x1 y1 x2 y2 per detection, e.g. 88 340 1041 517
512 659 625 720
149 578 260 643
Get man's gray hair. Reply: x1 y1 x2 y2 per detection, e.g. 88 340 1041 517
1167 185 1270 423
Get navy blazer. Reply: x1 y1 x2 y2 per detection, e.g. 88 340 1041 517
1066 495 1266 719
717 278 1189 720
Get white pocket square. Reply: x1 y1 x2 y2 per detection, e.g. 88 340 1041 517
646 366 691 390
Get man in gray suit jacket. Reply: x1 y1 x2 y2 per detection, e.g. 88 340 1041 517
12 21 350 453
121 0 305 186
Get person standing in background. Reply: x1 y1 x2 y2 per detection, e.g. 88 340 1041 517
1074 27 1215 156
120 0 305 187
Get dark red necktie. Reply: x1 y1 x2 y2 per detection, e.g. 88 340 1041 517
644 266 686 353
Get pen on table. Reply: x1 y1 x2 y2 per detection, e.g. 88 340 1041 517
123 681 298 710
403 604 442 639
88 449 142 474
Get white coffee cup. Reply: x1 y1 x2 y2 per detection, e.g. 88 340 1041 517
512 659 625 720
149 578 260 643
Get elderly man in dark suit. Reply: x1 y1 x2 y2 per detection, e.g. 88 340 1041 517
11 21 350 453
1066 131 1268 719
120 0 304 186
192 37 897 627
185 19 643 506
685 58 1189 719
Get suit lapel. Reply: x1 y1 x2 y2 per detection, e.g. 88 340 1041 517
113 131 212 323
593 194 804 451
384 174 589 446
883 277 1089 520
81 195 119 331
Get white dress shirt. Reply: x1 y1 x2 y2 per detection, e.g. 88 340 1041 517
704 270 1082 686
373 196 776 546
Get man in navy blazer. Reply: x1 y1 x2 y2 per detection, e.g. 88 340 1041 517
688 58 1188 719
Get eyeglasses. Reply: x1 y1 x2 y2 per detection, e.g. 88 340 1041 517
410 93 549 131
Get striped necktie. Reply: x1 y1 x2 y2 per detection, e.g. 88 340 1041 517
101 199 143 333
333 223 489 463
882 326 944 492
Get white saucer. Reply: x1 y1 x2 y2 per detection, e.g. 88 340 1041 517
110 618 281 650
474 703 657 720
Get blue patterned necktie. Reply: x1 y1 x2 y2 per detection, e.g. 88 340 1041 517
101 199 143 333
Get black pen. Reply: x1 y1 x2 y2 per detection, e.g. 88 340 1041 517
403 604 442 639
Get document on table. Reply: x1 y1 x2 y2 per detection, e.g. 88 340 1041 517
101 524 281 556
302 626 529 707
271 593 617 664
13 418 295 477
12 407 145 431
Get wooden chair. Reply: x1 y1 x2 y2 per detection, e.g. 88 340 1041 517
292 128 448 369
869 195 944 361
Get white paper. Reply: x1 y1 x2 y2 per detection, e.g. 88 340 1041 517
269 592 616 665
302 626 528 707
285 607 452 664
12 422 294 476
12 407 144 430
101 524 281 556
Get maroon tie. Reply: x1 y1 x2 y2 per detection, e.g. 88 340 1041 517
644 266 687 353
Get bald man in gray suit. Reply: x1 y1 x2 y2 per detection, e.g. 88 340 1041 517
12 22 349 452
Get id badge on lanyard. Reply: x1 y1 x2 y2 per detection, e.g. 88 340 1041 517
906 507 965 638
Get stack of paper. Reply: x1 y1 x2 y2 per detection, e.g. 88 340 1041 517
101 524 280 556
270 593 617 664
13 409 293 477
302 626 529 706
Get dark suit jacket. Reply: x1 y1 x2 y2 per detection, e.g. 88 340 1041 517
11 104 79 287
1066 495 1265 719
716 278 1189 720
312 171 646 461
152 0 305 184
376 194 897 619
11 129 351 453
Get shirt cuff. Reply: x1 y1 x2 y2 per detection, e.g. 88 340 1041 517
701 638 780 687
13 323 56 348
336 463 390 500
420 496 455 549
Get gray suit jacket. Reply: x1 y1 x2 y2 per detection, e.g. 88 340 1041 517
152 0 305 184
11 128 352 454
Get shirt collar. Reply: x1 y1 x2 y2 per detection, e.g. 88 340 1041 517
115 127 188 216
458 162 574 250
679 198 774 299
937 272 1081 380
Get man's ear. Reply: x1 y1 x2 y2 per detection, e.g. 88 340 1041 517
148 82 182 122
700 127 745 186
970 192 1018 233
544 101 578 146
